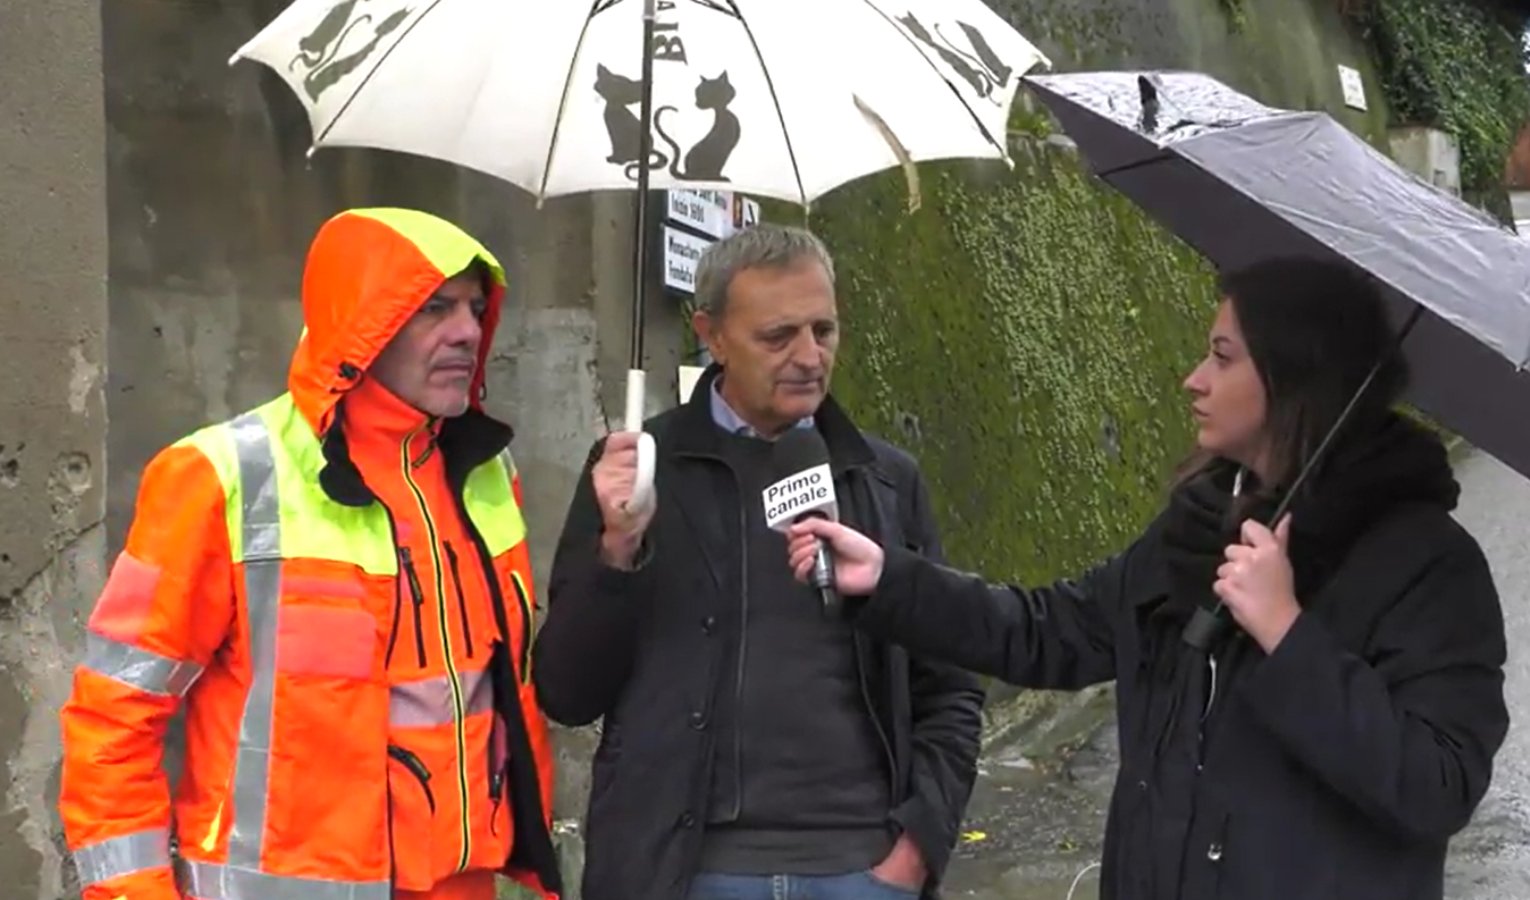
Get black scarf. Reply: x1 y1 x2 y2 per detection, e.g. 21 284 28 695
1140 414 1460 771
1160 413 1460 624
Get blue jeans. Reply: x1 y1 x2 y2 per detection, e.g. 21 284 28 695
684 871 921 900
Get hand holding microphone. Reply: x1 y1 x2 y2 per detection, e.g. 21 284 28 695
785 518 884 596
764 430 885 610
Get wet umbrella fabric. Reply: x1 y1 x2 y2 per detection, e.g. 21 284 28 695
1023 70 1530 483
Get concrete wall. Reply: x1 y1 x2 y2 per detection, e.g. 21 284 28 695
0 4 110 899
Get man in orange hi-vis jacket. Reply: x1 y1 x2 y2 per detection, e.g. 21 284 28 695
57 208 561 900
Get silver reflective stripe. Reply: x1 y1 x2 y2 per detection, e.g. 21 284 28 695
226 411 282 871
464 663 491 717
178 859 389 900
74 827 170 886
82 633 203 697
389 666 492 727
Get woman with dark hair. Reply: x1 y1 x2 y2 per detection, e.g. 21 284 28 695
786 257 1508 900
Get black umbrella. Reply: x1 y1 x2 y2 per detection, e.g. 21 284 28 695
1022 71 1530 648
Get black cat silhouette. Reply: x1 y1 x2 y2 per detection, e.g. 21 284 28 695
301 7 410 101
594 63 669 172
898 13 1009 104
958 22 1012 86
289 0 368 72
654 72 739 182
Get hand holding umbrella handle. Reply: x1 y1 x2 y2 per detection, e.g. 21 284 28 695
623 368 657 517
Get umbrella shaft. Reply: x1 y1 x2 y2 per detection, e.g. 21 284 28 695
630 7 659 369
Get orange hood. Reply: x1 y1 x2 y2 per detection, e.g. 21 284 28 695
288 207 508 436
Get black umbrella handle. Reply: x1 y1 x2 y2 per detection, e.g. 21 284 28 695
1181 302 1425 653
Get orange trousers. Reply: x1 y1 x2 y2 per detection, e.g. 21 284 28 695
394 869 498 900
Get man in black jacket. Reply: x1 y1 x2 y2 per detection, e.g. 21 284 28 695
533 223 984 900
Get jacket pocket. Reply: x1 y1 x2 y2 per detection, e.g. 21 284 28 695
486 638 517 823
386 743 437 891
388 744 436 813
507 571 534 684
267 598 389 878
399 548 427 668
444 541 475 660
487 709 509 835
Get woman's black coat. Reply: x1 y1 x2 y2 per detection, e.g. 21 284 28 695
850 425 1508 899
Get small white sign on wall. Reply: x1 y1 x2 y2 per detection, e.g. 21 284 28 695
663 226 712 293
678 365 706 404
1338 65 1367 111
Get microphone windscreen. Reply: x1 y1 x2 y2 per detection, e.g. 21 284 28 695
769 428 831 479
762 428 836 530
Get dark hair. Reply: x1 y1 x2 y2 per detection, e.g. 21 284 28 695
1179 256 1409 491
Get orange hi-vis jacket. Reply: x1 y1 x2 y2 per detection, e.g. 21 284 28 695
58 209 561 900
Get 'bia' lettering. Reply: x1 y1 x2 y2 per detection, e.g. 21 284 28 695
652 4 686 63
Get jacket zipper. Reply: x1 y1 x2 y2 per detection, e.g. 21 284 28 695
444 541 475 659
1197 652 1220 771
850 475 898 791
386 785 396 891
400 426 472 873
508 572 533 684
489 713 506 835
400 547 427 668
855 635 898 793
386 558 405 667
727 467 748 820
388 744 437 814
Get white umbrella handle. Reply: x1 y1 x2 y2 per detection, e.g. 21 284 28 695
623 368 657 517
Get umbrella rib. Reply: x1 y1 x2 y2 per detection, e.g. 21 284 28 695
537 0 613 201
729 0 807 205
1093 150 1176 179
314 0 454 146
851 0 1004 154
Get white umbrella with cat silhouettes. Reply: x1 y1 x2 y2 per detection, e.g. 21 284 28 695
231 0 1049 513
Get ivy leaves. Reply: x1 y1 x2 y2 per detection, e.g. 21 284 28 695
1349 0 1530 208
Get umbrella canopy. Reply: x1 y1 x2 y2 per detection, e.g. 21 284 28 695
230 0 1050 206
234 0 1049 516
1024 70 1530 482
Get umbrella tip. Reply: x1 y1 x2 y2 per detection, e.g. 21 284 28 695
227 51 242 67
305 145 318 160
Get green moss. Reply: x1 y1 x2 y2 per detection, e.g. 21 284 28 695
1219 0 1250 33
767 140 1219 582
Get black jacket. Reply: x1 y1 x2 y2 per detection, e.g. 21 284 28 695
847 420 1509 899
533 367 985 900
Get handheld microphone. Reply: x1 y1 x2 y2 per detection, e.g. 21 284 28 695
764 429 841 616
